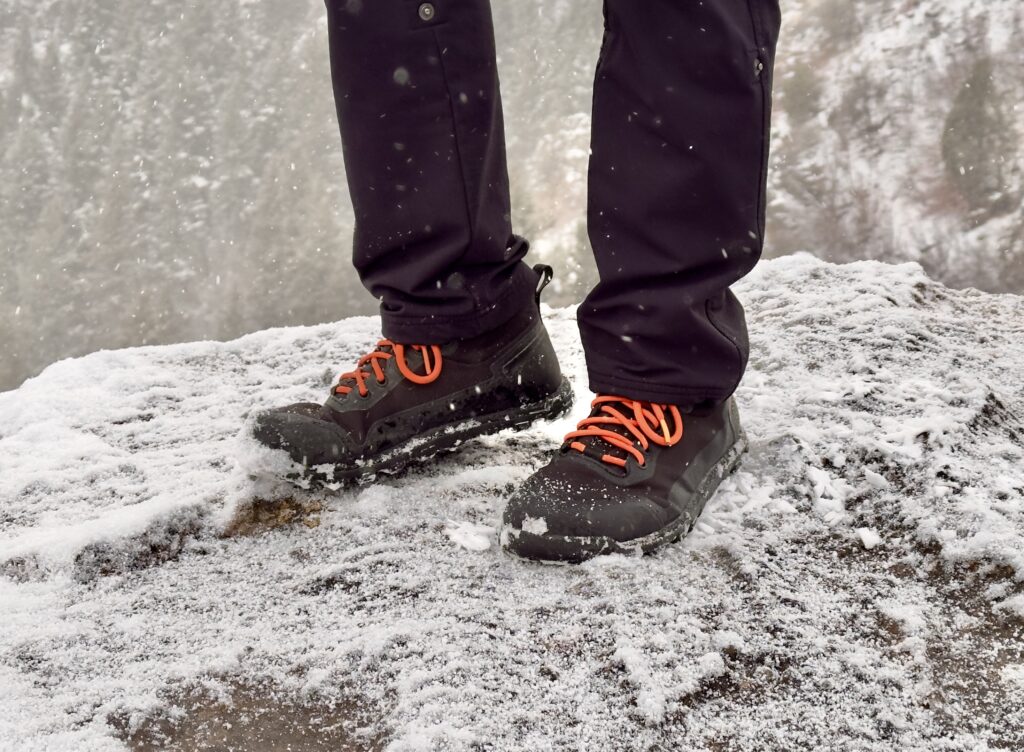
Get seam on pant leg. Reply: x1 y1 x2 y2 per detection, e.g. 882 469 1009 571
596 0 611 73
744 0 770 246
704 296 745 401
429 26 483 311
698 0 773 401
744 0 765 52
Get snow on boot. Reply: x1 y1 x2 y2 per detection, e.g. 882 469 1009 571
500 395 747 563
251 265 572 485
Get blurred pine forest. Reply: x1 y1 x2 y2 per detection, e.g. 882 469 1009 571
1 0 1022 390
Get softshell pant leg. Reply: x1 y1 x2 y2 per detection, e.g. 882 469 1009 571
324 0 537 343
580 0 781 409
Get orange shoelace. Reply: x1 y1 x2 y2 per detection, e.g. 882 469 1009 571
565 395 684 468
333 340 443 398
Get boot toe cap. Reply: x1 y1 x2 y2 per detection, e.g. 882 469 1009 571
252 406 352 467
501 462 672 560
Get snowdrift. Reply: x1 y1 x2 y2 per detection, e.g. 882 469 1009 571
1 255 1022 750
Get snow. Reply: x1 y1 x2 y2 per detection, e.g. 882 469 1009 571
1002 665 1024 690
2 255 1023 750
857 527 882 550
443 521 494 553
520 516 549 536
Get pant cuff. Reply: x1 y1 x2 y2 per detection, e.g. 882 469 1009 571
379 265 537 345
586 369 736 411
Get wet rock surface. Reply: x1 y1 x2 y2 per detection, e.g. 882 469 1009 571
109 679 385 752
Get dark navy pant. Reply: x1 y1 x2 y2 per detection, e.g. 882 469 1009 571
325 0 781 409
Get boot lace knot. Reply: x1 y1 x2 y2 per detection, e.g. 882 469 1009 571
333 340 443 398
564 395 683 468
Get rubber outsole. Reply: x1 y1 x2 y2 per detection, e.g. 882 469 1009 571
282 378 575 488
500 430 749 564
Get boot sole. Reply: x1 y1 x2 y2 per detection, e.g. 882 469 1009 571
500 430 749 564
291 378 575 487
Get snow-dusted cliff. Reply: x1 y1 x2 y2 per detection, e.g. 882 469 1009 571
2 256 1023 750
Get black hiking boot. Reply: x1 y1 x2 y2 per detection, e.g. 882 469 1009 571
500 394 747 563
251 265 573 486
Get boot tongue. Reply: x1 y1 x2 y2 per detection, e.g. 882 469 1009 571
322 343 411 406
318 342 438 425
567 399 644 465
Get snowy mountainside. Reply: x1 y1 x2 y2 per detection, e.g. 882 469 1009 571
1 255 1023 750
4 0 1024 394
770 0 1024 290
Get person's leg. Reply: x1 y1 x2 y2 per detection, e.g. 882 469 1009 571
250 0 573 484
323 0 537 344
501 0 782 562
580 0 782 409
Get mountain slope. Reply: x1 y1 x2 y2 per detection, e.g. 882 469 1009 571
770 0 1024 291
1 255 1023 750
4 0 1023 393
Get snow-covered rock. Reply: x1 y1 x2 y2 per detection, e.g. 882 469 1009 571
1 255 1023 750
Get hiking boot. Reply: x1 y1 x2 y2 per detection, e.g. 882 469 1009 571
500 394 747 563
251 265 573 485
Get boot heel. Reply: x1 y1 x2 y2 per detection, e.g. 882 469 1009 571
510 378 574 431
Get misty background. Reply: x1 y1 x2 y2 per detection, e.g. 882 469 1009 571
1 0 1022 392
